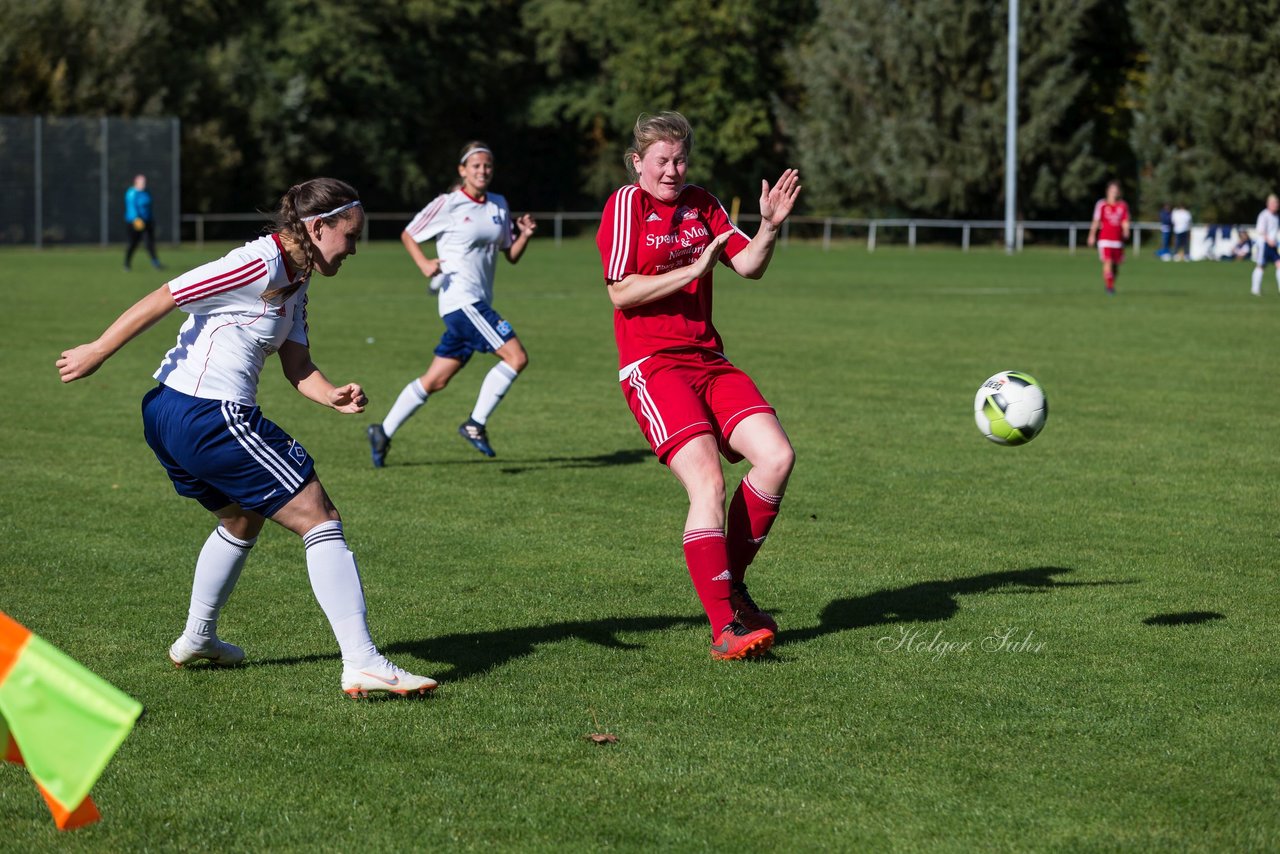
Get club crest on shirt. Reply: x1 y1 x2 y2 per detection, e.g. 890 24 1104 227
496 320 513 336
288 440 308 464
674 207 699 221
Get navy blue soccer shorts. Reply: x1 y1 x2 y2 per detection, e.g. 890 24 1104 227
433 300 516 364
141 384 315 517
1257 243 1280 266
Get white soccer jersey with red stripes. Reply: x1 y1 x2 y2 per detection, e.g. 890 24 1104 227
405 189 514 317
153 234 309 405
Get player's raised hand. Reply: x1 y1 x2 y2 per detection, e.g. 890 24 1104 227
56 343 105 383
329 382 368 414
760 169 801 228
516 214 538 237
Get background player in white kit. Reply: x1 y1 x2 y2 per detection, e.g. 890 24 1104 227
56 178 437 698
367 141 537 466
1251 194 1280 296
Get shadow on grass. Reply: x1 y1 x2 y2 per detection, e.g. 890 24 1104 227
778 566 1130 647
499 448 653 475
247 568 1127 677
384 613 704 682
1143 611 1224 626
391 448 652 473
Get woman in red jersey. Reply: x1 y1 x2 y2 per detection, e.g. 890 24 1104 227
1087 180 1130 295
596 111 801 660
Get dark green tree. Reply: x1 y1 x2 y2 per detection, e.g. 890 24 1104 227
785 0 1137 220
521 0 813 204
1131 0 1280 223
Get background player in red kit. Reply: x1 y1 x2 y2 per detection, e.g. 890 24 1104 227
1087 181 1131 295
596 111 801 660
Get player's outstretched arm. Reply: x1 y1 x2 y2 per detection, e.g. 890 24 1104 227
400 229 442 280
1086 219 1099 247
727 169 801 280
505 214 538 264
278 341 367 413
57 284 177 383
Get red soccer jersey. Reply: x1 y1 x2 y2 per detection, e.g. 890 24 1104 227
597 184 751 369
1093 199 1130 247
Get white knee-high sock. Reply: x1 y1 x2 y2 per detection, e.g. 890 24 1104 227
302 521 379 667
383 379 428 437
183 527 256 645
471 362 520 425
1274 267 1280 292
1252 267 1264 295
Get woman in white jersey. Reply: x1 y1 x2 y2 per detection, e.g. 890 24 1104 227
366 141 537 466
56 178 436 699
1251 194 1280 296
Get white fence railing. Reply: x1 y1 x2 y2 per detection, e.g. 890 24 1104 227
181 211 1188 254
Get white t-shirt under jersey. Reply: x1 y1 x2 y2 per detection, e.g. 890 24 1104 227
154 234 309 406
404 189 514 316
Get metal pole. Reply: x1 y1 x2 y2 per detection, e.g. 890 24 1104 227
781 218 789 248
822 217 831 251
1069 226 1076 254
1004 0 1018 254
962 223 970 252
172 118 181 246
554 213 563 247
196 215 204 250
34 116 42 249
868 221 876 252
101 117 109 247
1134 226 1141 256
909 221 917 250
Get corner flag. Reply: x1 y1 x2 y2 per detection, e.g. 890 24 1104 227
0 610 142 829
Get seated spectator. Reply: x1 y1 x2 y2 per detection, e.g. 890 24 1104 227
1232 229 1254 261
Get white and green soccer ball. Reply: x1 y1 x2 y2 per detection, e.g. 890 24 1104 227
974 371 1047 445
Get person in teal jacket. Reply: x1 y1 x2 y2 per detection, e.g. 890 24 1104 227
124 174 163 271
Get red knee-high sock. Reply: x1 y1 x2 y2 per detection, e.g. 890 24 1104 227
1105 270 1116 290
682 528 734 631
727 475 784 582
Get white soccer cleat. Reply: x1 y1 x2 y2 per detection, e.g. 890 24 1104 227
169 634 245 667
341 658 438 698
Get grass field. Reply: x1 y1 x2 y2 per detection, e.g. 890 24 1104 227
1 237 1277 851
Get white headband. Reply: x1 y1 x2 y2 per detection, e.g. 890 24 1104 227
301 200 362 222
460 147 492 164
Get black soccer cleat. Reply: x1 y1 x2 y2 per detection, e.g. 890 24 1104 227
367 423 391 468
458 418 496 457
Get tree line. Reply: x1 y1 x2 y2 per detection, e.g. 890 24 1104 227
2 0 1277 222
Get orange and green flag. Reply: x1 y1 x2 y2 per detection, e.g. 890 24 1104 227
0 610 142 829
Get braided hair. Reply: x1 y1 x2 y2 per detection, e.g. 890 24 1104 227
271 177 361 284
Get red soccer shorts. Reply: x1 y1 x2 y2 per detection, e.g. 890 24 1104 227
1098 246 1124 264
621 349 775 464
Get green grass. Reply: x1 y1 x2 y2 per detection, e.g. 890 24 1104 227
1 239 1277 851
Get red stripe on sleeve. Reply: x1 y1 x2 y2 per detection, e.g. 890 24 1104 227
173 261 268 306
407 196 448 238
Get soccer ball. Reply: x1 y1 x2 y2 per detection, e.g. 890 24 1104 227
974 371 1047 445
